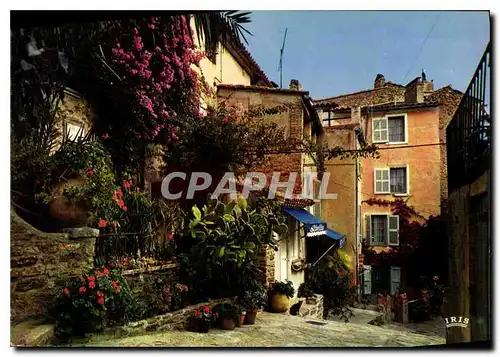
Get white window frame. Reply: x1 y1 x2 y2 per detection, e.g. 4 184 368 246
366 214 400 246
372 117 388 143
64 120 85 141
372 114 408 145
374 166 410 196
374 168 390 194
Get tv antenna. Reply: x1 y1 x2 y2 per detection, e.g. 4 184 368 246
278 28 288 88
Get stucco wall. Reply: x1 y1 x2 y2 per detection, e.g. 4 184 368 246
360 107 441 219
190 18 251 91
321 128 358 273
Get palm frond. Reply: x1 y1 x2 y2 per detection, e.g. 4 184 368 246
192 11 253 55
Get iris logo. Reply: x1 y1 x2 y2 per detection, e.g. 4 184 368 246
444 316 469 328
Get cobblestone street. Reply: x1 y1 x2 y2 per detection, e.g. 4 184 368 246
76 311 445 347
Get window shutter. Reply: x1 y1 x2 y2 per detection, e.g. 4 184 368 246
365 215 371 245
363 266 372 295
372 118 380 142
388 215 399 245
390 266 401 294
379 117 388 142
374 168 390 194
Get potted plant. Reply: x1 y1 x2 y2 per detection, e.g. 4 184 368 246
268 280 295 313
236 306 246 327
212 303 240 330
188 305 217 333
238 280 267 325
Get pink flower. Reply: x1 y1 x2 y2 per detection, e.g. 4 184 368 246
89 281 96 289
123 180 132 189
433 276 439 281
168 233 174 240
87 169 95 176
63 288 70 296
79 286 86 294
97 296 105 305
102 133 109 139
122 205 128 212
98 219 107 228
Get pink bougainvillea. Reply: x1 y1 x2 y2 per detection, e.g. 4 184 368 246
110 16 202 143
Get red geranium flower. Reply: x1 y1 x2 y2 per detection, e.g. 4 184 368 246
88 276 95 282
97 296 105 305
98 219 107 228
87 169 95 176
102 133 109 139
122 205 127 212
168 233 174 240
97 290 104 297
118 199 124 207
117 188 123 197
89 281 96 289
112 193 117 201
203 306 209 314
79 286 87 294
123 180 132 189
433 276 439 281
63 288 70 296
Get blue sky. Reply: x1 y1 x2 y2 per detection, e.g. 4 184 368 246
244 11 490 99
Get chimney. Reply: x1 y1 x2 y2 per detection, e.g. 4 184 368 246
405 77 425 103
374 74 386 89
351 106 361 123
289 79 302 91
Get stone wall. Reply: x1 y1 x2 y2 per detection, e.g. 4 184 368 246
107 297 235 337
297 294 324 320
257 246 276 287
10 209 97 324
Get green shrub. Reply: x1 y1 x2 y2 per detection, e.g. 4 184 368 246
269 280 295 298
50 267 135 341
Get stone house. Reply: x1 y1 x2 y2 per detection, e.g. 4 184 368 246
313 73 463 294
217 80 342 304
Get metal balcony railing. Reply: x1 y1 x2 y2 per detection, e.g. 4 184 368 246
447 42 491 192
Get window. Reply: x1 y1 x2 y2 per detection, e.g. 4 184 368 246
390 266 401 294
374 167 408 195
388 116 405 142
64 121 85 141
390 168 407 194
366 214 400 245
371 215 387 244
372 114 407 144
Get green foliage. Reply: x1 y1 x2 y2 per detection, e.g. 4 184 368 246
237 278 267 310
297 283 315 299
186 197 285 268
50 267 134 342
305 263 357 322
128 275 189 320
269 280 295 299
212 302 241 322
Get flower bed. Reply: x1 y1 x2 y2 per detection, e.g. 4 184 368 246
105 298 235 338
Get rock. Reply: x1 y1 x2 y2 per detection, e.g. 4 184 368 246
62 227 100 239
11 320 54 346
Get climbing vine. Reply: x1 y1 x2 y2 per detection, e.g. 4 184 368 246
362 198 424 267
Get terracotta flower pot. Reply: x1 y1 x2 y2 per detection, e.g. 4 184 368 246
244 309 258 325
270 293 289 313
237 311 246 327
49 177 89 227
221 317 236 330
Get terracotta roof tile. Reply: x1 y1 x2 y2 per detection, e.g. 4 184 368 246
217 84 309 95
